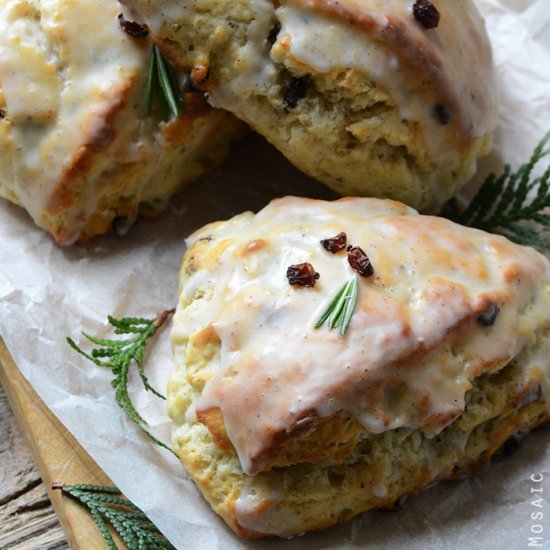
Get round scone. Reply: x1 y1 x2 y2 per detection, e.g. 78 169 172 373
0 0 242 245
169 196 550 538
126 0 497 211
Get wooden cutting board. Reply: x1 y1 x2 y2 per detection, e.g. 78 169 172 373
0 338 122 549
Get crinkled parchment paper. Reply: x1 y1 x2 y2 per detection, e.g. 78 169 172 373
1 1 549 548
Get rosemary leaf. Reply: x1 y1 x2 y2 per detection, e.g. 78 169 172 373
155 44 184 119
146 46 157 117
447 130 550 250
52 483 176 550
67 310 177 456
314 281 348 329
315 277 359 335
328 280 352 329
339 277 358 336
146 44 184 121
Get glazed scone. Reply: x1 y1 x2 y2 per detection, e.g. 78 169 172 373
0 0 241 245
126 0 497 212
169 196 550 538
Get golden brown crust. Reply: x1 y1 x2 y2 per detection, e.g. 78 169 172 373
169 197 550 537
128 0 497 211
295 0 465 141
183 399 549 539
0 0 242 244
47 79 132 218
194 296 513 469
226 386 549 538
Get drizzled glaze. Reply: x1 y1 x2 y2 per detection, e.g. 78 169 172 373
173 197 550 477
271 0 497 163
0 0 146 239
129 0 496 152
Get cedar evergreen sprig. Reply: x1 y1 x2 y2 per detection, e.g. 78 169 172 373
147 44 184 121
52 483 176 550
314 277 359 335
447 130 550 250
66 310 176 456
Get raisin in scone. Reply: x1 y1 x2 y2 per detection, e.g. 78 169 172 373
0 0 241 244
125 0 497 212
169 196 550 538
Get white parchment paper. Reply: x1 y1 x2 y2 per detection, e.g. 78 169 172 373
1 1 549 548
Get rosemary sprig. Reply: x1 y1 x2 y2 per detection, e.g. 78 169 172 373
52 483 176 550
146 44 184 121
447 130 550 250
66 310 176 456
315 277 358 335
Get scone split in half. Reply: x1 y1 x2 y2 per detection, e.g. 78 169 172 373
126 0 498 211
169 196 550 538
0 0 241 244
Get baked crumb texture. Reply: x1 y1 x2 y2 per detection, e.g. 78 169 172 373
0 0 241 244
128 0 498 212
169 197 550 538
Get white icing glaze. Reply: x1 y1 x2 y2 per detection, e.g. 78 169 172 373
0 0 147 235
173 197 550 479
234 479 301 537
268 0 497 163
125 0 498 212
273 6 393 77
206 0 277 109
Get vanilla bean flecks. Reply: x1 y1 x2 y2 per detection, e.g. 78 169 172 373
118 14 149 39
347 246 374 277
477 303 500 327
413 0 440 29
321 232 347 253
287 263 320 287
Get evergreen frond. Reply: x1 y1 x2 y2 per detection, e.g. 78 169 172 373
447 130 550 250
67 311 176 456
52 484 176 550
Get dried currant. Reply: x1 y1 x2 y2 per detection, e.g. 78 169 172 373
413 0 440 29
287 263 320 287
283 76 309 110
477 303 500 327
117 14 149 39
320 232 347 253
433 103 452 125
347 246 374 277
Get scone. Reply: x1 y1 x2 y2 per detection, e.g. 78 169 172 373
0 0 241 245
126 0 497 212
169 196 550 538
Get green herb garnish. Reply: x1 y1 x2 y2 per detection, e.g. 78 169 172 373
52 483 176 550
67 310 176 456
146 44 184 121
314 277 358 335
447 130 550 250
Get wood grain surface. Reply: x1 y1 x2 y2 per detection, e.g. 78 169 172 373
0 383 68 550
0 338 117 550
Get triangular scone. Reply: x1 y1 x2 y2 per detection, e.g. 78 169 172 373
169 196 550 538
125 0 497 212
0 0 240 244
